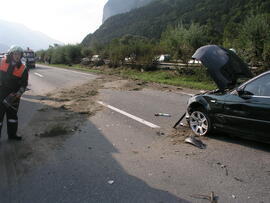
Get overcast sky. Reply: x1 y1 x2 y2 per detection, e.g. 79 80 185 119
0 0 108 44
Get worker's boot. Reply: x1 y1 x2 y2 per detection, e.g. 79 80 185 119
7 119 21 141
0 122 2 139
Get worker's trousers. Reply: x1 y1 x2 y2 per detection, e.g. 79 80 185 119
0 87 20 138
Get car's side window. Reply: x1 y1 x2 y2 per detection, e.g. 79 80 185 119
244 73 270 96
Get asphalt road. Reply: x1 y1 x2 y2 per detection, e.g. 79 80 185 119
0 64 269 203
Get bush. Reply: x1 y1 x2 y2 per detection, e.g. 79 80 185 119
176 66 211 82
105 35 159 69
81 47 93 58
160 23 209 64
38 44 83 65
236 14 270 68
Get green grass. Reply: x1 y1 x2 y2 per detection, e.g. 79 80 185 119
38 63 216 90
118 69 216 90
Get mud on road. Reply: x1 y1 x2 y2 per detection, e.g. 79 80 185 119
14 75 193 176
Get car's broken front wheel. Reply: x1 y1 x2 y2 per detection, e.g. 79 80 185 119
189 109 211 136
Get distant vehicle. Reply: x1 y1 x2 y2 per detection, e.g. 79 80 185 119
0 53 5 61
23 48 36 69
188 59 201 64
91 55 104 66
157 54 171 62
124 56 135 63
91 55 100 62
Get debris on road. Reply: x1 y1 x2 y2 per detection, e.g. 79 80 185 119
155 113 171 117
232 195 236 199
38 124 69 138
234 177 244 182
179 122 187 127
185 136 206 149
108 180 114 185
156 131 165 136
216 162 229 176
191 191 218 203
173 112 186 128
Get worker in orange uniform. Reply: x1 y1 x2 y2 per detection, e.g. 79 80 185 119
0 45 28 140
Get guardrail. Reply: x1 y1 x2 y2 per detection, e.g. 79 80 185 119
157 62 201 70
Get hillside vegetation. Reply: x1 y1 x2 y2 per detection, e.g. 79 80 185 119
82 0 270 46
37 0 269 88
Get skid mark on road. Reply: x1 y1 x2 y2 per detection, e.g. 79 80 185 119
98 101 160 129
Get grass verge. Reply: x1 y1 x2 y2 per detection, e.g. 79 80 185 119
38 63 216 90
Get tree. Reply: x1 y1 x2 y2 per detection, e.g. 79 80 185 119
160 23 208 64
223 21 239 48
81 47 93 58
236 14 270 67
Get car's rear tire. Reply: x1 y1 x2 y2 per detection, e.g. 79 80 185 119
189 108 212 136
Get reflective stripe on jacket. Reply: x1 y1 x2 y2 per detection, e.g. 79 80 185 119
0 58 26 78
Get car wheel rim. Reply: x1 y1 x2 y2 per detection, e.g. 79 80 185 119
190 111 208 136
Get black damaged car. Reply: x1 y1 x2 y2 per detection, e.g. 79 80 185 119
186 45 270 143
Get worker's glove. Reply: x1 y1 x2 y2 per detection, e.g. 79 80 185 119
14 92 22 98
3 93 19 110
15 87 26 98
6 93 19 102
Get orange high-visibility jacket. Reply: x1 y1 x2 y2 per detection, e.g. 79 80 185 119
0 57 26 78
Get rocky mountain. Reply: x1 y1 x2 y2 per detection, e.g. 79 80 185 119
83 0 269 47
0 19 62 51
103 0 154 23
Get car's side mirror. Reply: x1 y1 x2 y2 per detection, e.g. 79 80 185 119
236 87 253 99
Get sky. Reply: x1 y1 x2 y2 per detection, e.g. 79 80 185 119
0 0 108 44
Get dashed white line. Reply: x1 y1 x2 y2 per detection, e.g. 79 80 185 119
39 64 94 77
178 91 194 96
57 68 94 77
34 73 44 78
98 101 160 129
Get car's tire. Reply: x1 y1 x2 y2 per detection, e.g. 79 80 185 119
189 108 212 136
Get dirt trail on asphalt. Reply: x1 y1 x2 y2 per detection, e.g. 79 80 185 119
8 75 194 177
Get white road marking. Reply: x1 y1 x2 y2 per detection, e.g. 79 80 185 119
178 91 194 96
39 64 94 77
98 101 160 129
57 68 94 77
34 73 44 78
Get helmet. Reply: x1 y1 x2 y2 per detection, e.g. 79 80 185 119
8 45 24 54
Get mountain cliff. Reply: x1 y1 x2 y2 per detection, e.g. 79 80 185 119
83 0 270 47
103 0 154 23
0 19 62 51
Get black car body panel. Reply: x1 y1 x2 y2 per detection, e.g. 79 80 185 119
192 45 253 91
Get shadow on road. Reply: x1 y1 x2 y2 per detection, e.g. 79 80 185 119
208 132 270 153
0 96 190 203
